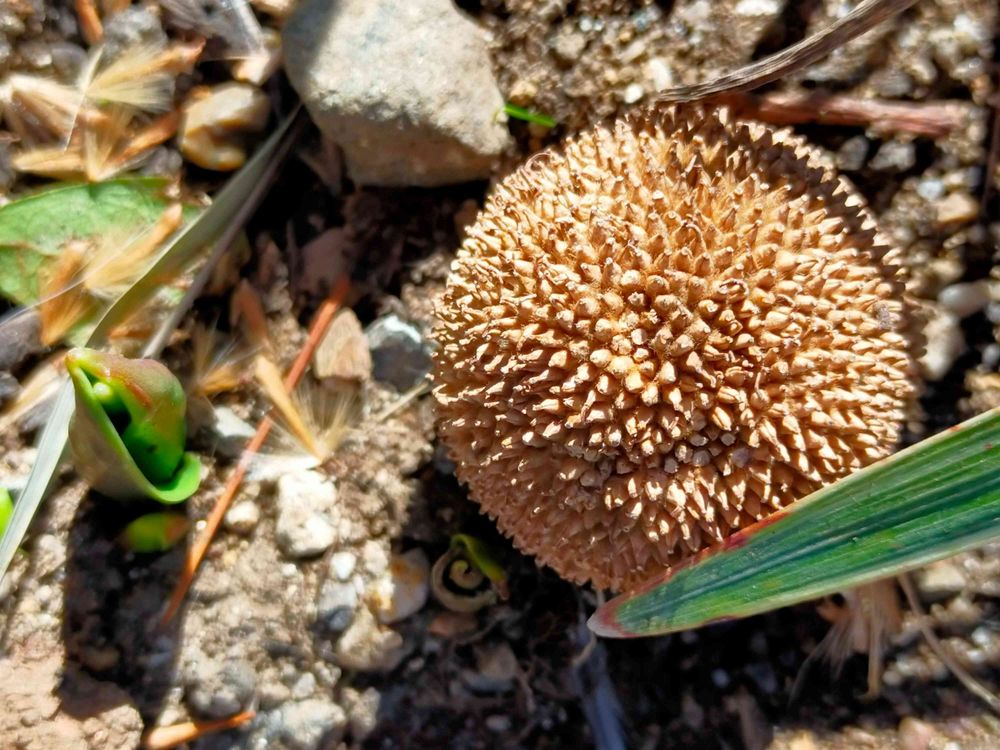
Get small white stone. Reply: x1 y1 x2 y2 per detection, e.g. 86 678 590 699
275 471 339 558
290 672 317 699
329 551 357 581
938 281 990 318
623 83 644 104
224 501 260 535
333 607 405 672
919 308 966 382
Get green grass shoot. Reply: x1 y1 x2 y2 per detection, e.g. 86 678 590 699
590 405 1000 638
502 103 556 129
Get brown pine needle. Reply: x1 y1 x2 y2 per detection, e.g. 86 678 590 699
38 242 96 346
161 276 351 625
142 709 255 750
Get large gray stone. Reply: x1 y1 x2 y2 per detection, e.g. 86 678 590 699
283 0 510 186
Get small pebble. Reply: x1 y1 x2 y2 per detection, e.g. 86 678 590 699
332 606 406 672
369 548 430 624
898 717 939 750
365 314 433 391
919 307 965 382
179 83 270 171
341 686 381 740
329 551 357 581
275 471 339 559
290 672 317 700
486 715 512 733
184 658 257 720
623 82 644 104
224 500 261 535
938 281 990 318
271 699 347 750
869 140 915 172
915 559 967 600
360 539 390 578
464 642 518 693
835 136 869 171
935 192 980 227
315 579 359 635
313 309 371 381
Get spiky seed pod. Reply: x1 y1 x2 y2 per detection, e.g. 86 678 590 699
432 104 918 592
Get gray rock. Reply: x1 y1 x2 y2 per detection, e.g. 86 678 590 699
209 406 256 459
102 6 168 61
835 136 869 172
275 471 338 559
332 606 405 672
269 698 347 750
915 560 967 601
184 658 257 719
290 672 317 699
0 310 43 372
366 314 433 391
938 281 990 319
340 687 380 741
283 0 510 186
868 140 916 173
315 579 358 635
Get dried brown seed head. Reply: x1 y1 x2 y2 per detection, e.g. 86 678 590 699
432 104 918 592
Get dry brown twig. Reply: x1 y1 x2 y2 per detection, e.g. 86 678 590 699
654 0 920 103
716 90 969 139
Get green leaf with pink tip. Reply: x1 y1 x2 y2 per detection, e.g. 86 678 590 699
589 405 1000 638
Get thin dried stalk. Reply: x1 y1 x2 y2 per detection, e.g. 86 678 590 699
654 0 919 103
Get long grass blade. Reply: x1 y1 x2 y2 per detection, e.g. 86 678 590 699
0 111 300 583
590 406 1000 638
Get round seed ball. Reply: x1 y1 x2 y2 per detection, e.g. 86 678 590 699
432 104 918 592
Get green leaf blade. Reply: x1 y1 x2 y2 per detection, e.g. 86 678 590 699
0 178 173 305
590 406 1000 638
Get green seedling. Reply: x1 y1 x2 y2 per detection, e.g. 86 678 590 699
66 348 201 503
120 512 189 553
